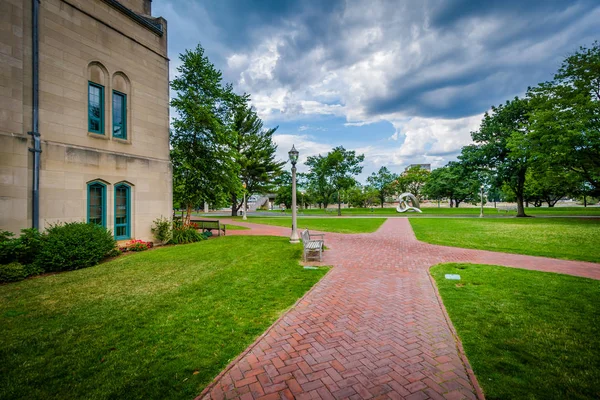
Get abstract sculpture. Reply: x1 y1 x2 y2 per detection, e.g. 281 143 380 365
396 193 422 213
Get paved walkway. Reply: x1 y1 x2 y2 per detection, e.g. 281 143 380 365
199 219 600 400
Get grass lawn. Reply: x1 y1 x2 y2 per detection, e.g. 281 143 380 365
224 224 249 230
245 217 386 233
259 206 600 217
410 218 600 262
431 263 600 399
0 237 327 400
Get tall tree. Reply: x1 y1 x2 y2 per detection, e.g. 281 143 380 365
229 103 284 216
367 167 399 208
461 97 532 217
170 44 239 224
528 41 600 196
305 146 365 215
397 165 430 200
423 162 480 207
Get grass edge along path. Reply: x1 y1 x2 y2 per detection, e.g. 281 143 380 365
234 217 386 233
0 236 328 400
410 217 600 263
431 263 600 400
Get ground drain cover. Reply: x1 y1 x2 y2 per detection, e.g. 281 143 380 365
445 274 461 280
303 266 318 270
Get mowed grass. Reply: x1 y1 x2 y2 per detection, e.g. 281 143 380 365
224 224 249 230
247 217 386 233
0 237 327 400
431 263 600 399
410 218 600 262
260 206 600 217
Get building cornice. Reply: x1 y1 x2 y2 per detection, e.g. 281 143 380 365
100 0 164 36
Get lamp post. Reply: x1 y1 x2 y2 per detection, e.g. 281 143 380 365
242 182 247 220
289 145 300 243
479 185 484 218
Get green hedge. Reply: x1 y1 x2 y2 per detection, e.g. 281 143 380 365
36 222 117 272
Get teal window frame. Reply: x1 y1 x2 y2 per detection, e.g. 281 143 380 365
114 183 131 240
88 82 104 134
87 181 106 227
112 90 127 140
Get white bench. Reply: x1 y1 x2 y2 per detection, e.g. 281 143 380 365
497 205 518 213
301 229 325 262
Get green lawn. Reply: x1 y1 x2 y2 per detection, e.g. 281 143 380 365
0 237 327 400
224 224 249 230
410 218 600 262
431 263 600 400
259 206 600 217
246 217 386 233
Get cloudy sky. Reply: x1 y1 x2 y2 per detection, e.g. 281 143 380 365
154 0 599 181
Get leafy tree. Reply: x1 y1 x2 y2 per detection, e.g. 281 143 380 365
229 103 284 216
397 165 430 200
525 167 581 207
304 146 365 215
274 171 297 209
346 185 379 208
366 167 399 208
528 42 600 196
170 44 239 223
461 97 532 217
423 162 480 207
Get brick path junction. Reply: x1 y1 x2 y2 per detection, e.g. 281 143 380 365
197 218 600 400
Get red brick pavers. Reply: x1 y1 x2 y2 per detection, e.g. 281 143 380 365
199 218 600 400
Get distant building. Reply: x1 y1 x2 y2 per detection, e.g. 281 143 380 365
405 164 431 172
0 0 172 241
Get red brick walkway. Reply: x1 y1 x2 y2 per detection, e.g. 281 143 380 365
199 218 600 400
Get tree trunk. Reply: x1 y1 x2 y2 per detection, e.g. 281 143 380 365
231 194 239 216
381 193 385 208
185 203 192 225
516 193 527 217
337 190 342 216
584 195 587 207
455 200 461 208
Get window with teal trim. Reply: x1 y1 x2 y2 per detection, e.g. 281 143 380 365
114 184 130 239
112 91 127 139
88 82 104 134
87 182 106 227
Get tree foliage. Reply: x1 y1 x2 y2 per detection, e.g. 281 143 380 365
229 102 284 216
461 97 532 216
304 146 365 215
170 44 240 223
397 166 430 200
366 167 399 208
528 41 600 195
423 162 480 207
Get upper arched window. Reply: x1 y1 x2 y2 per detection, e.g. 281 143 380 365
112 72 131 141
87 62 108 135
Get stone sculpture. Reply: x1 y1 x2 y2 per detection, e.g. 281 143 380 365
396 193 422 213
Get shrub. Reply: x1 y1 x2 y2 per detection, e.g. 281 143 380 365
0 262 26 283
0 228 42 266
151 216 172 244
36 222 117 272
169 225 205 244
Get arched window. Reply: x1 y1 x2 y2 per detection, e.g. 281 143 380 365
114 183 131 239
87 181 107 227
87 62 109 135
112 72 131 140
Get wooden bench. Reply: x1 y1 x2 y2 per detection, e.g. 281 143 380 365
301 229 324 262
194 220 226 236
497 205 518 213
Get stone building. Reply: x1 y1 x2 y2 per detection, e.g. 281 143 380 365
0 0 172 241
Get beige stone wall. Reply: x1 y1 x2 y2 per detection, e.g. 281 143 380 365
0 0 171 242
